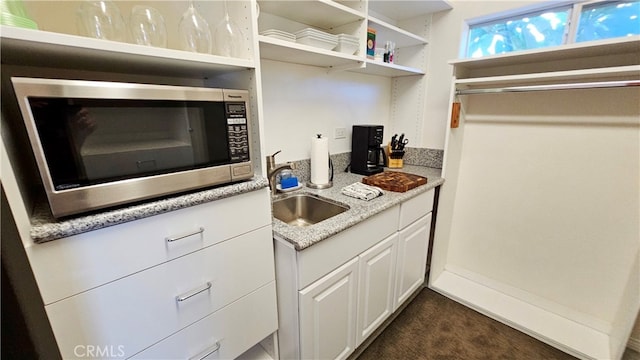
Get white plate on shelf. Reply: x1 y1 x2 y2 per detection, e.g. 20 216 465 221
295 28 337 41
261 29 294 36
263 34 296 42
296 36 337 51
261 29 296 42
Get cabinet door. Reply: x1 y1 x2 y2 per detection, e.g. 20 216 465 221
356 233 398 347
394 213 432 311
299 257 359 360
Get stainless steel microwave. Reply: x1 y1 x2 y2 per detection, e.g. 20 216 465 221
12 77 254 218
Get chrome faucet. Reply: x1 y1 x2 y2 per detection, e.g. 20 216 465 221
266 150 296 195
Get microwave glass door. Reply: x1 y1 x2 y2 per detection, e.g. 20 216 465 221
27 97 238 190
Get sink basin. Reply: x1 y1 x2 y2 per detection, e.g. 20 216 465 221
272 193 349 227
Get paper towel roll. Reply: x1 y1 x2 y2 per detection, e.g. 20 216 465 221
311 134 329 185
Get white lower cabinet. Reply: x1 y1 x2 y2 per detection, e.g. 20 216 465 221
27 189 273 305
299 257 359 360
45 226 275 358
299 232 401 360
394 213 432 310
275 188 435 360
27 189 278 359
356 233 398 346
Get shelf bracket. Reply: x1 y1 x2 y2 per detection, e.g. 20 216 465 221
327 61 365 74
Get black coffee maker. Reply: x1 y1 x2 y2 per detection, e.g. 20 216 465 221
351 125 386 175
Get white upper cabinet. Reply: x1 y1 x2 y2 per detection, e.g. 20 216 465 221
1 1 256 78
2 0 452 78
363 0 452 77
364 17 428 76
367 0 452 21
257 0 367 69
257 0 451 76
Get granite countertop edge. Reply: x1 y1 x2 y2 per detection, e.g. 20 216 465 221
30 166 443 246
30 176 269 243
272 165 444 251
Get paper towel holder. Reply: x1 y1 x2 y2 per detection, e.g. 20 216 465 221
308 134 334 189
307 157 333 189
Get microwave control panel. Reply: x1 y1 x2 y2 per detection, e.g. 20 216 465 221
226 102 250 163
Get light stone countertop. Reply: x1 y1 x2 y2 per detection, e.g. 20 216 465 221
271 165 444 251
29 166 443 246
30 176 269 243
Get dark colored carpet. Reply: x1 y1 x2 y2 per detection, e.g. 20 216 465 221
356 288 576 360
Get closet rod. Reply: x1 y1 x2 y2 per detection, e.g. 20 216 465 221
455 79 640 95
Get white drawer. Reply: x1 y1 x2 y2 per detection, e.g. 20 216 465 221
27 189 272 304
130 282 278 360
45 225 275 359
399 189 434 229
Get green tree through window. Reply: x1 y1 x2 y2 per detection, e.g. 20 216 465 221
577 1 640 42
465 1 640 58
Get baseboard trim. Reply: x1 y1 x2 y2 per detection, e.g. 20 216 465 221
430 270 611 360
444 264 612 334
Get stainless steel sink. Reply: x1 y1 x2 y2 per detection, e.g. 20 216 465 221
272 193 349 227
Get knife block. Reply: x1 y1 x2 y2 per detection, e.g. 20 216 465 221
387 143 404 168
388 158 403 168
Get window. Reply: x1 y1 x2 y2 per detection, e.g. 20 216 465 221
465 1 640 58
576 1 640 42
466 6 571 58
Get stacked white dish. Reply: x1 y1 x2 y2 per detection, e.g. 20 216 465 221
295 28 337 51
260 29 295 42
335 33 359 55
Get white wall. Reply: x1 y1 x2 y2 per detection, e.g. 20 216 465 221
261 0 546 157
451 87 639 322
260 59 391 162
423 0 542 149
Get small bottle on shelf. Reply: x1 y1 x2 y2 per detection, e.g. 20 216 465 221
384 41 395 63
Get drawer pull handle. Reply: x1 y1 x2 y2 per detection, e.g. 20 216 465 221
166 227 205 243
176 282 212 302
190 341 221 360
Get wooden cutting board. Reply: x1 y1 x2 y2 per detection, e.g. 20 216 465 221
362 171 427 192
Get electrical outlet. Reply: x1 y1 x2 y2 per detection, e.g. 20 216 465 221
334 127 347 139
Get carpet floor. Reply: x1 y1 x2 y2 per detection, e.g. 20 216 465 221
356 288 577 360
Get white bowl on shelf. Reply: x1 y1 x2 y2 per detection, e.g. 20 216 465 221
335 40 359 54
293 28 340 51
337 33 359 43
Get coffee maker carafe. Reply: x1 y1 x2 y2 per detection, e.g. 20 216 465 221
351 125 386 175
